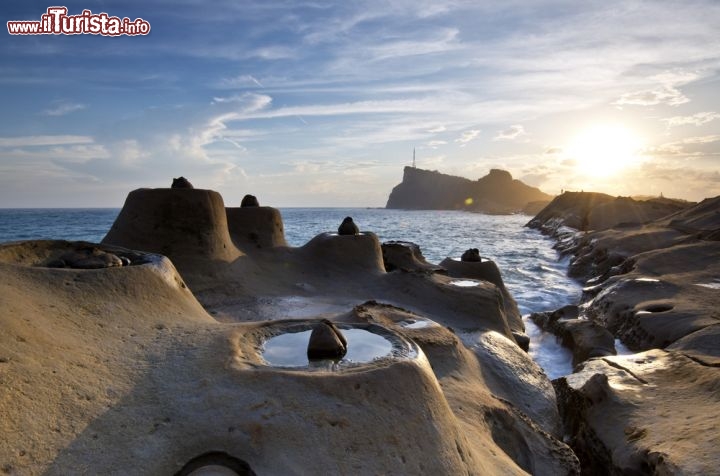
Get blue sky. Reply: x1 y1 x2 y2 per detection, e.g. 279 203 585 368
1 0 719 207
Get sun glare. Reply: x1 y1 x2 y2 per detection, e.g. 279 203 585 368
565 124 643 177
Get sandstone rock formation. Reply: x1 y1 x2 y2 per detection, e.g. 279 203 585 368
528 191 690 233
226 206 287 251
0 186 583 475
102 188 241 266
527 191 720 474
386 166 552 214
381 240 445 273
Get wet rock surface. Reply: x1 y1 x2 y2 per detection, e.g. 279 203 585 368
530 306 616 367
554 350 720 475
529 192 720 474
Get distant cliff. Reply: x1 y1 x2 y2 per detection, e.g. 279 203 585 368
385 167 553 214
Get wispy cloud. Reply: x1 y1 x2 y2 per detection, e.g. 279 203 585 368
662 111 720 127
455 129 481 145
211 92 273 111
426 140 447 148
613 85 689 107
613 71 699 107
217 74 265 89
494 125 526 141
642 135 720 156
42 101 86 117
0 135 94 147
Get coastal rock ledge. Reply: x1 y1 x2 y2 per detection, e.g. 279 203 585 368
0 185 580 475
527 191 720 475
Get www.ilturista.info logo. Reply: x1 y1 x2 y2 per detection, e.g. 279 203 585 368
7 7 150 36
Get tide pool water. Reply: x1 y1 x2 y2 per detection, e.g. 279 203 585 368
0 207 581 378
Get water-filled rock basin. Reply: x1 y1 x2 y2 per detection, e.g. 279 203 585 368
260 323 418 370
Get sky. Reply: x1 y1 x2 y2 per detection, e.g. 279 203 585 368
1 0 719 207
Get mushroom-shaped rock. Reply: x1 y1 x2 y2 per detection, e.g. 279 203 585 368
337 216 359 235
461 248 481 262
307 319 348 360
171 177 194 189
240 194 259 207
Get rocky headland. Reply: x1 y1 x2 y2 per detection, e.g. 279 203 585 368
527 192 720 475
386 166 552 214
0 184 580 475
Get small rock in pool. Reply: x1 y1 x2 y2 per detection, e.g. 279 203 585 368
307 319 348 360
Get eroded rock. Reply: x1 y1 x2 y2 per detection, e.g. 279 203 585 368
307 319 348 360
460 248 481 262
241 194 259 207
337 216 359 235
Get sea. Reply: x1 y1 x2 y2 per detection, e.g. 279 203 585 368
0 207 580 378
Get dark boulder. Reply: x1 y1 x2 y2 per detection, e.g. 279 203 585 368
337 216 359 235
460 248 481 262
171 177 194 189
241 194 260 207
307 319 348 360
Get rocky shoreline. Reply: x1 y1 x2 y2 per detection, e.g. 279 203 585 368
1 186 717 475
1 185 579 475
527 192 720 475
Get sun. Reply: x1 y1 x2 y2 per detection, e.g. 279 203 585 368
565 124 643 177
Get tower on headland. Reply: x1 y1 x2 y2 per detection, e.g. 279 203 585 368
412 148 416 168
